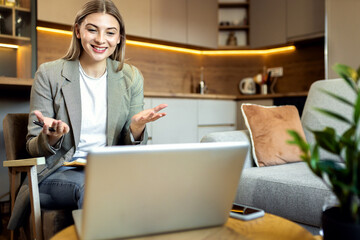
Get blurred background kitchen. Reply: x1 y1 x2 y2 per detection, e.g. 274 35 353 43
0 0 359 223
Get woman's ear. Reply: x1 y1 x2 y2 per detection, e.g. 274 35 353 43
75 24 81 39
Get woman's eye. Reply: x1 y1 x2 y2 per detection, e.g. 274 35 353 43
87 28 96 33
107 32 115 36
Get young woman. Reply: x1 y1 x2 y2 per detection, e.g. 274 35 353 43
8 0 167 229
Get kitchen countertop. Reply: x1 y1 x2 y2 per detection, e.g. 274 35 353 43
145 91 308 100
0 77 307 100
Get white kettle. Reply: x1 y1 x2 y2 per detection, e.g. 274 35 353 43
239 78 256 95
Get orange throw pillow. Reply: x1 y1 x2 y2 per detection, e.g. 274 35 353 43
241 104 306 167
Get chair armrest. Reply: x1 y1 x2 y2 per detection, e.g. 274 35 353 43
3 157 45 167
4 157 45 240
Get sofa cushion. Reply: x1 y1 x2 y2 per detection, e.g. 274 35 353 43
234 162 333 227
200 130 254 168
241 104 306 167
301 79 355 161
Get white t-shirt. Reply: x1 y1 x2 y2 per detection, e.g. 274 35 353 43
73 65 107 158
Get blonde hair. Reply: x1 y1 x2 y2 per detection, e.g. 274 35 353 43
63 0 126 71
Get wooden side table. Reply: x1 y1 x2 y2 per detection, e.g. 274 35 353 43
51 213 321 240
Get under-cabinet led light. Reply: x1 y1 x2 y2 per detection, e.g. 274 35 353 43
0 43 19 49
36 26 73 36
202 46 296 55
126 40 202 54
36 26 296 55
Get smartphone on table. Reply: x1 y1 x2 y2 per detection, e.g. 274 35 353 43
230 203 265 221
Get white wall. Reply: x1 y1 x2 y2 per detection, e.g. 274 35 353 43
326 0 360 78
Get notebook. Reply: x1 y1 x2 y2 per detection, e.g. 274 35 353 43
72 141 248 240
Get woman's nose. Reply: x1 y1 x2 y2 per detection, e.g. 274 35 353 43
95 33 105 44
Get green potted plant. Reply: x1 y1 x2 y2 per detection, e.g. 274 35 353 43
288 64 360 240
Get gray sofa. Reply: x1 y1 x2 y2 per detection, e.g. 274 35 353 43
201 78 354 234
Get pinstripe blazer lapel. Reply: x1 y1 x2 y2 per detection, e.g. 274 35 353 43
61 60 82 149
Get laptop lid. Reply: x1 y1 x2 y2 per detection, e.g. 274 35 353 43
74 141 248 240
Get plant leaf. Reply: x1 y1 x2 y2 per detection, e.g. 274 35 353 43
309 144 322 177
311 127 341 154
340 126 356 146
319 89 354 107
333 64 358 90
354 92 360 124
287 130 309 153
357 66 360 82
313 107 353 125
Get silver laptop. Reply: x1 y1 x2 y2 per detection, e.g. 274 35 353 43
73 141 248 240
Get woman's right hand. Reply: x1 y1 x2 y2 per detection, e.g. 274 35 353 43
34 110 70 146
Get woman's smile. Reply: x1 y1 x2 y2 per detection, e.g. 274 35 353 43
91 45 107 53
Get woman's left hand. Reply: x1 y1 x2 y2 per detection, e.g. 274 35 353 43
130 104 168 140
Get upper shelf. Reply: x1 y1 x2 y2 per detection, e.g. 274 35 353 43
0 76 33 86
0 3 32 45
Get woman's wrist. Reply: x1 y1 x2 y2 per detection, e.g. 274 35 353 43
130 123 145 141
48 135 63 147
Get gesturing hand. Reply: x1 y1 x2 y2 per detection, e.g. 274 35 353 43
130 104 168 140
33 110 70 146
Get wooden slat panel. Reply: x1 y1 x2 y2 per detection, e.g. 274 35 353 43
264 41 325 93
37 30 324 96
37 30 71 65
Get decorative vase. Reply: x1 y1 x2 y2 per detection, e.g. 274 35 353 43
322 207 360 240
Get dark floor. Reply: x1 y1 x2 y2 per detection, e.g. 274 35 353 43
0 201 11 240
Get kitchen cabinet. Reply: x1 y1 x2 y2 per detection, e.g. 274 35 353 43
116 0 151 38
250 0 286 48
286 0 325 41
144 97 237 144
37 0 217 48
198 99 236 125
218 1 250 48
151 0 187 44
0 0 35 78
187 0 217 48
37 0 88 25
151 98 198 144
197 99 236 142
250 0 324 48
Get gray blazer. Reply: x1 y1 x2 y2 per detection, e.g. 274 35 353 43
8 58 148 229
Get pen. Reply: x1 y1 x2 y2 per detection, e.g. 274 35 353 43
33 120 56 132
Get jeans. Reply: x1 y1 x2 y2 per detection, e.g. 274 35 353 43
39 166 85 210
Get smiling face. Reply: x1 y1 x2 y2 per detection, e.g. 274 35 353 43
76 12 121 64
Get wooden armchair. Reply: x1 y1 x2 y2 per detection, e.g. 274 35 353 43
2 113 73 240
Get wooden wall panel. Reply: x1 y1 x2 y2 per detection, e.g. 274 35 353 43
37 31 71 65
37 30 324 95
201 55 264 95
16 44 32 78
125 46 202 94
264 41 325 93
